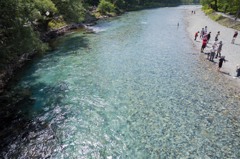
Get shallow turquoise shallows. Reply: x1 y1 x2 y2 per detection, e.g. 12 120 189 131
4 6 240 158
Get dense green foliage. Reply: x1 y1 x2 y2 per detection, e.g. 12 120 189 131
201 0 240 18
0 0 199 70
201 1 240 31
97 0 116 14
0 0 49 66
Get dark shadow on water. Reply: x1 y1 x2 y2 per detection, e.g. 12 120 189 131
0 72 69 157
0 32 92 157
50 35 90 55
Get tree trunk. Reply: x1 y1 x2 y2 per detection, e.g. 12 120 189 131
235 0 240 21
224 5 228 13
214 0 218 11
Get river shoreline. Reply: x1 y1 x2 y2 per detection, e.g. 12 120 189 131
1 6 240 100
0 17 108 94
184 6 240 88
1 6 240 158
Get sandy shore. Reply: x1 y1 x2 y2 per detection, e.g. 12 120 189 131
185 6 240 86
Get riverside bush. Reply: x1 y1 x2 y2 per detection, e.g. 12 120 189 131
97 0 116 14
204 8 214 15
48 17 67 30
209 13 223 21
202 5 214 15
213 14 223 21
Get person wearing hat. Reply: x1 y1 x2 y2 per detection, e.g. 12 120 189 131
215 41 223 58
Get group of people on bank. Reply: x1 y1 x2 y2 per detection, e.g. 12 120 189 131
194 26 240 77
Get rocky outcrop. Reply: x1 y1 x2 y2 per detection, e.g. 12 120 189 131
41 23 86 42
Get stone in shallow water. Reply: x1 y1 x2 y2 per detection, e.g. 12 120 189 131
206 116 214 124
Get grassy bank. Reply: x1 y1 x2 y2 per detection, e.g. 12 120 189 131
202 7 240 31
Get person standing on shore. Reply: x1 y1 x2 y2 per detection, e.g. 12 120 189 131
231 31 238 44
218 56 227 71
204 26 208 34
215 31 220 41
209 48 216 62
200 28 204 39
209 42 217 61
201 36 208 53
215 41 223 58
195 31 199 40
207 32 211 43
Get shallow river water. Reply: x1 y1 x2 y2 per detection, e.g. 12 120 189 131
1 6 240 158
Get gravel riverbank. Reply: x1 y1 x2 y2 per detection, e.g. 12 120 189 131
185 6 240 87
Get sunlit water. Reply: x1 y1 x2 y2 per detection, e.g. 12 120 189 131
1 6 240 158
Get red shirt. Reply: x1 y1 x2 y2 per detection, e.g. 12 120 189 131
202 37 207 45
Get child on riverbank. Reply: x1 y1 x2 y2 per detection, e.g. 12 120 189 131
194 31 199 40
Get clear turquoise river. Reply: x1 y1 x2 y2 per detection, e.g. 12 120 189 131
2 6 240 158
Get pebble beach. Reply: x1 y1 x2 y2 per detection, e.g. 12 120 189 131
185 6 240 87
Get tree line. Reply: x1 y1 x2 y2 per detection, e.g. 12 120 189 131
200 0 240 19
0 0 198 68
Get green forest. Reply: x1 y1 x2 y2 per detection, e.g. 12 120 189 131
201 0 240 18
0 0 200 69
1 0 240 70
